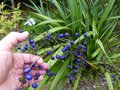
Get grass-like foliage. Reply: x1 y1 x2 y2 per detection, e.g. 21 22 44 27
22 0 120 90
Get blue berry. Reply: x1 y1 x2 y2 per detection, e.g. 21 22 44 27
62 48 66 53
38 65 43 69
53 72 57 75
69 76 73 81
51 56 55 60
22 80 26 84
102 78 106 82
73 70 78 73
29 39 34 44
56 54 61 59
76 59 81 63
67 65 71 69
70 40 74 45
83 42 87 45
47 73 53 77
32 83 38 88
78 44 82 49
47 50 52 55
58 33 64 38
75 33 79 37
64 32 69 37
24 45 28 50
75 65 79 69
19 30 23 33
36 73 40 77
24 67 31 73
61 56 65 60
17 47 21 50
31 43 36 48
112 75 116 79
67 74 70 78
19 87 23 90
46 69 50 73
83 33 88 38
66 45 71 50
118 76 120 80
26 74 33 80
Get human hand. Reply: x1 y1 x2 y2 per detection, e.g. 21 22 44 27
0 32 48 90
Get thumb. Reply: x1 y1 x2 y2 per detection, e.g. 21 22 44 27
0 32 29 50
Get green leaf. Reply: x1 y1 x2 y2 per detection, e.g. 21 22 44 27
98 0 115 31
96 39 112 64
57 78 67 90
110 53 120 59
29 0 42 14
53 0 65 20
73 71 81 90
34 26 69 42
92 48 101 58
50 57 71 90
105 72 114 90
31 19 65 30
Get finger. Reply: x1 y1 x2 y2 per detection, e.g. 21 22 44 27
15 69 46 75
0 32 29 50
14 53 44 69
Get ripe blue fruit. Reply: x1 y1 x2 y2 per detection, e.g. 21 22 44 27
83 42 87 45
24 67 31 73
26 74 33 80
83 33 88 38
75 65 79 69
67 65 71 69
64 32 69 37
51 56 55 60
29 39 34 44
47 73 53 77
47 50 52 55
32 83 38 88
31 43 36 48
56 54 61 59
38 65 43 69
62 48 66 53
73 70 78 73
66 45 70 50
75 33 79 37
46 69 50 73
22 80 26 84
36 73 40 77
19 87 23 90
78 44 82 49
58 33 64 38
70 40 74 45
19 30 23 33
118 76 120 80
61 56 65 60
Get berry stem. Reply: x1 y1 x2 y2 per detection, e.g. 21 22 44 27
30 54 46 68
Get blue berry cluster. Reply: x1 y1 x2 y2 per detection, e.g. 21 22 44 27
18 64 43 89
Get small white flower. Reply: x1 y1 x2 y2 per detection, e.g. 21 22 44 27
24 18 36 26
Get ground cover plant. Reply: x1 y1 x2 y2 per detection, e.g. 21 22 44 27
0 0 120 90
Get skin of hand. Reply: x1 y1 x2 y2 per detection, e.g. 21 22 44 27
0 32 48 90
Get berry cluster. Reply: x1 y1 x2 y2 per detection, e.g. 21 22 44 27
18 61 43 89
16 30 120 89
